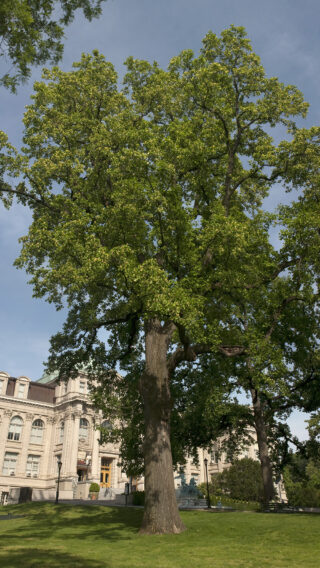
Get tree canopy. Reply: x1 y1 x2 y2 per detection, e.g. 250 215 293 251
2 26 320 533
0 0 106 90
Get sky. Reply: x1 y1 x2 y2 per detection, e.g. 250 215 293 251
1 0 319 439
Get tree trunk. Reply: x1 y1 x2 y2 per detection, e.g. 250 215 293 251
250 388 275 504
139 319 186 534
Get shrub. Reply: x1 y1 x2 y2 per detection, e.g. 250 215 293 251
283 458 320 507
89 483 100 493
132 491 145 506
199 458 264 503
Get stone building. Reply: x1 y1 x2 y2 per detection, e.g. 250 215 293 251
0 369 259 504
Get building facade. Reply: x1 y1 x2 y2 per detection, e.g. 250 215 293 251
0 370 259 504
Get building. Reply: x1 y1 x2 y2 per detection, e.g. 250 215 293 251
0 369 259 504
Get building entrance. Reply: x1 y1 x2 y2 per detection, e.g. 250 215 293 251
100 458 112 487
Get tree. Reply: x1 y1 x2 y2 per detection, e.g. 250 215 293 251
211 458 264 503
0 0 107 91
169 267 319 505
283 417 320 507
228 273 319 503
2 27 319 533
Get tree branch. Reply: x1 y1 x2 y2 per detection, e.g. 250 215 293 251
0 184 52 209
264 295 306 341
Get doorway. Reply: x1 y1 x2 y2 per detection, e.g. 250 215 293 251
100 458 112 487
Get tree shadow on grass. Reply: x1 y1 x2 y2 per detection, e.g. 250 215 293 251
0 548 108 568
0 504 144 544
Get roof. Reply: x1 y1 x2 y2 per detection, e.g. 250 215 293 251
5 377 55 404
38 370 59 384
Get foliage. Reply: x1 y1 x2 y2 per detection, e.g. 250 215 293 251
283 420 320 507
132 490 145 506
89 482 100 493
283 458 320 507
308 411 320 441
170 357 255 467
0 502 320 568
0 0 107 91
2 26 320 531
197 489 261 511
202 458 265 502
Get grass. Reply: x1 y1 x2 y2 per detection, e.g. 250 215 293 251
0 502 319 568
207 495 261 511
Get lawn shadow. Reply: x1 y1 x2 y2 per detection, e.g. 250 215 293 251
0 503 144 544
0 548 109 568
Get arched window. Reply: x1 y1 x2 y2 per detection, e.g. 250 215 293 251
30 419 44 444
100 420 112 443
79 418 89 440
7 416 23 441
59 421 64 443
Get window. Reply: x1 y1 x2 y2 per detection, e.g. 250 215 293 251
17 383 25 398
226 449 234 464
210 451 219 464
30 419 44 444
59 421 64 443
100 420 112 442
7 416 23 441
26 455 40 476
79 380 86 394
79 418 89 440
2 452 18 475
62 382 67 395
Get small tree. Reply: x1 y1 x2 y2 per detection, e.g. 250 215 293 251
212 458 264 502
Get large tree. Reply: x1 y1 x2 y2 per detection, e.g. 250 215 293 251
0 0 107 91
2 27 319 533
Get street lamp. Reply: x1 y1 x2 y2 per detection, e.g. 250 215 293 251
204 458 211 509
55 460 62 504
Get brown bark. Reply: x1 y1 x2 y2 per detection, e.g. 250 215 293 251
250 388 275 504
139 319 186 534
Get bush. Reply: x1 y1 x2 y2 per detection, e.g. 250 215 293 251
283 458 320 507
285 484 320 507
200 458 264 503
89 483 100 493
132 491 145 506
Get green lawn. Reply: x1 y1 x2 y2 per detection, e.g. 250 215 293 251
0 503 319 568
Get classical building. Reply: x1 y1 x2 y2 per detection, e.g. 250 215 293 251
0 370 259 505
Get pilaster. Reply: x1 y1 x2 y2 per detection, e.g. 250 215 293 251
17 413 34 476
61 411 80 477
91 423 101 481
41 416 55 477
0 410 12 467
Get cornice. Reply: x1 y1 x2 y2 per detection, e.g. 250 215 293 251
0 395 54 411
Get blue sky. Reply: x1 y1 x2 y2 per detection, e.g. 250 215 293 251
1 0 319 439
